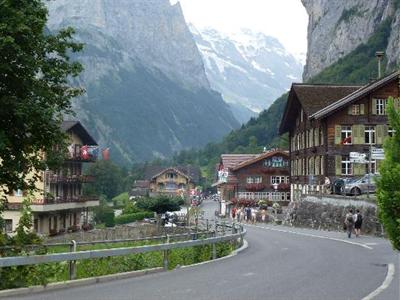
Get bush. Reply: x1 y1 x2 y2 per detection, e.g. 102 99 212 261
114 212 154 225
122 202 142 215
112 192 129 208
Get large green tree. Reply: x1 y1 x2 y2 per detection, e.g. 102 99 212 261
84 160 124 200
0 0 83 199
377 98 400 250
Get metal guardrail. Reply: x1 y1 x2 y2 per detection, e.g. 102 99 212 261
0 221 246 281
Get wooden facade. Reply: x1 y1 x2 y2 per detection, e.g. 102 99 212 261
280 71 400 200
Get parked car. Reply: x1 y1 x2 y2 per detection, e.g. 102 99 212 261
343 174 380 196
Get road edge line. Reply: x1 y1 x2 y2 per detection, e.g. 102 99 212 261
361 263 395 300
249 224 373 250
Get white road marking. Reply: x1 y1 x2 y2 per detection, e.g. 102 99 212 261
247 224 373 250
365 243 378 246
361 263 395 300
243 272 255 277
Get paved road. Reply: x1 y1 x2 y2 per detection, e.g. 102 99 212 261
10 200 399 300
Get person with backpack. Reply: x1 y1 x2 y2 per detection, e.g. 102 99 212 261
344 209 355 238
354 209 363 237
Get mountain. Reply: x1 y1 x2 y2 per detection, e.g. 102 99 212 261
190 26 303 123
46 0 239 164
171 1 400 182
302 0 400 81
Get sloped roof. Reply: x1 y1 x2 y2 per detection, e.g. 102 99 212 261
220 154 260 169
279 84 361 134
144 165 201 183
151 167 191 181
311 70 400 120
232 150 289 171
61 121 98 146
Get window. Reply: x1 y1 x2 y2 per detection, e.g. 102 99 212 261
341 155 352 175
388 126 396 137
4 219 13 233
165 173 176 179
247 176 262 184
376 99 386 115
351 104 360 115
271 176 285 184
365 160 377 174
264 156 288 168
365 126 376 144
13 189 24 197
341 126 352 144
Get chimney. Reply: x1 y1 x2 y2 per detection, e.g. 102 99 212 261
375 51 384 79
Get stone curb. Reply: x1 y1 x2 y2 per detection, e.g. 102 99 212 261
0 267 163 298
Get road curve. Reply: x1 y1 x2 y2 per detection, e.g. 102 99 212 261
9 201 400 300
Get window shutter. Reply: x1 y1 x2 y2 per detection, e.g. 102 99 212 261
383 125 389 138
394 98 400 110
348 106 353 115
335 125 341 144
372 99 377 115
360 104 365 115
335 156 342 176
376 125 385 145
353 125 365 144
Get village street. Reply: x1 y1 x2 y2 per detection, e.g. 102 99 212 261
10 200 399 300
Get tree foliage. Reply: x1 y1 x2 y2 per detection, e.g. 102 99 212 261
0 0 83 197
376 98 400 250
84 160 125 200
136 196 184 215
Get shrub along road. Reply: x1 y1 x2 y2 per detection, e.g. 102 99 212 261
9 200 399 300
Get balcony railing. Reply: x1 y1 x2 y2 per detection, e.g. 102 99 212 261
32 196 99 205
46 174 95 184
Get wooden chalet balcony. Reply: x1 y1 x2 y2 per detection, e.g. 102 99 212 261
46 174 96 184
31 196 99 212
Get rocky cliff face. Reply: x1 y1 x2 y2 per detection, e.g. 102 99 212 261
302 0 399 81
46 0 239 163
191 26 303 123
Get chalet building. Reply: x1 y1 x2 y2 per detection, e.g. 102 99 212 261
280 71 400 200
139 165 201 197
213 151 290 215
2 121 99 235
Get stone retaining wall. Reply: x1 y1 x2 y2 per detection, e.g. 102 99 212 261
285 195 384 236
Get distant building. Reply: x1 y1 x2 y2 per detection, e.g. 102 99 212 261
2 121 99 235
280 71 400 200
138 165 201 197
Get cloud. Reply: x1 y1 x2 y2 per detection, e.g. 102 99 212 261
174 0 308 56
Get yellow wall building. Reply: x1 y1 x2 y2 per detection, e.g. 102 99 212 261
149 168 195 197
2 121 99 236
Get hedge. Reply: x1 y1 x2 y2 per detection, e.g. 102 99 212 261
114 212 154 225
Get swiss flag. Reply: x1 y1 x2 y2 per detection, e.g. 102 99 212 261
102 148 110 160
80 145 89 159
341 136 352 145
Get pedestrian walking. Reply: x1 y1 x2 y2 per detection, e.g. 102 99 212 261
231 207 237 220
251 207 257 224
344 209 355 238
245 206 251 223
354 209 363 237
261 208 267 223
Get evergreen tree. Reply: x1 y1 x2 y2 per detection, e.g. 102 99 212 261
376 98 400 250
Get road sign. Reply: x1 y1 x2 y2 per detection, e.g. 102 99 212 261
371 148 385 160
350 152 367 163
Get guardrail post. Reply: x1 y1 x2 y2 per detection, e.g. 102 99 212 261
232 222 236 234
69 240 77 280
222 221 226 236
163 250 169 271
206 219 209 232
239 225 244 246
211 231 217 260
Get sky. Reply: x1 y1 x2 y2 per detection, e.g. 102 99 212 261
171 0 309 61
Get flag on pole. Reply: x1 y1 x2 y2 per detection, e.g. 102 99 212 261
102 148 110 160
341 136 352 145
88 146 99 159
80 145 89 160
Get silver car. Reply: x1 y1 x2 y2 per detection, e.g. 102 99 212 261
343 174 379 196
